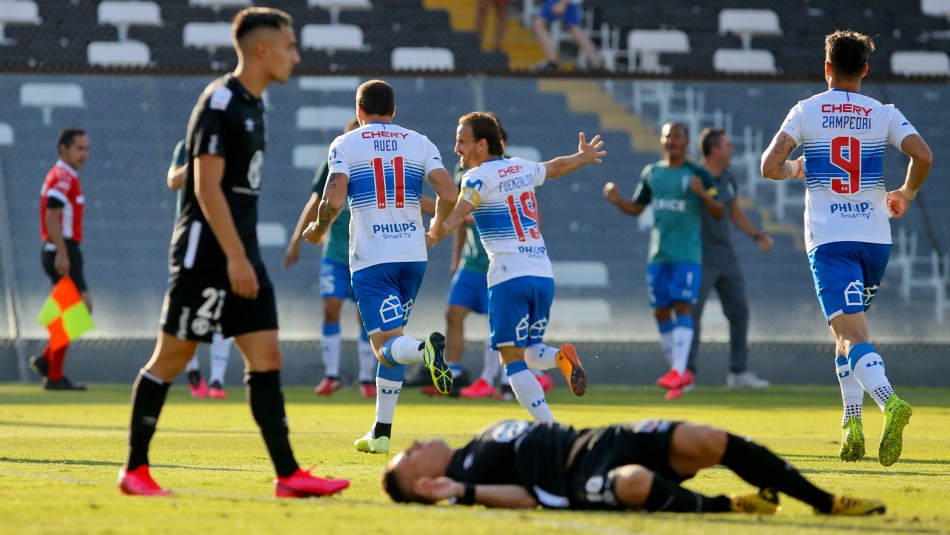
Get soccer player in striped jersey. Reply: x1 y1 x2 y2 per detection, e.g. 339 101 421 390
427 112 604 422
761 30 932 466
303 80 459 455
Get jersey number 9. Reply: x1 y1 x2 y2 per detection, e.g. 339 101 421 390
830 136 862 194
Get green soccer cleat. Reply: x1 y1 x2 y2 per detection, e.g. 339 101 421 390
354 431 390 454
839 416 865 462
817 495 886 516
879 395 912 467
731 487 781 515
423 332 453 395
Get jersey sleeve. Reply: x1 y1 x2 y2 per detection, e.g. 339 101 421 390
460 169 487 209
632 166 652 205
779 103 804 145
884 106 919 148
193 99 229 159
692 164 718 194
312 161 330 195
327 135 349 176
171 139 187 167
44 170 71 206
422 136 447 177
511 157 546 188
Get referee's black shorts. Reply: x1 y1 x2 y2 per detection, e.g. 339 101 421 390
41 240 88 292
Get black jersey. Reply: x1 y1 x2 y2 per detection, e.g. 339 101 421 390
170 75 268 276
445 420 579 508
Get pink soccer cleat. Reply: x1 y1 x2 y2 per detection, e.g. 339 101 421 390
275 466 350 498
189 378 209 398
535 372 554 392
208 380 227 399
459 378 497 399
314 377 343 396
118 465 171 496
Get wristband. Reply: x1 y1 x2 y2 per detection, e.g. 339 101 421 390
458 483 476 505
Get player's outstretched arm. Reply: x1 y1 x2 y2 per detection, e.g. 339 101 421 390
760 131 804 180
427 168 459 235
542 132 606 179
603 182 647 216
887 133 933 218
415 477 539 509
428 193 475 248
285 192 320 267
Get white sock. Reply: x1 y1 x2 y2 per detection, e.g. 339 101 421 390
508 366 554 422
481 340 500 386
524 343 558 370
209 333 232 385
358 338 376 383
384 335 425 365
671 326 693 374
835 354 863 424
375 377 402 424
185 354 200 372
851 350 893 411
322 331 342 377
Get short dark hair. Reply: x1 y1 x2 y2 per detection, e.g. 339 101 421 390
382 468 415 504
57 128 86 149
825 30 875 78
459 112 504 157
357 80 396 117
488 112 508 145
232 7 292 44
663 121 688 140
698 127 725 157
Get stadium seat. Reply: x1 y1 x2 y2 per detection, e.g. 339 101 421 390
87 41 151 67
713 48 777 74
550 298 611 325
627 30 690 73
506 145 542 162
301 24 364 54
298 76 361 92
890 51 950 76
19 83 85 126
296 106 354 132
922 0 950 20
0 0 41 45
292 144 331 170
0 123 12 146
391 46 455 71
183 22 232 54
188 0 251 13
308 0 372 25
718 9 782 50
97 1 161 42
256 222 287 248
552 261 609 288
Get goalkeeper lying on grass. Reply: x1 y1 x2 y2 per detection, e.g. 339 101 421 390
383 419 884 515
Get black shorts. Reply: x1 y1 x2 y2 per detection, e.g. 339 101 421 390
567 420 682 510
41 240 88 292
160 264 278 342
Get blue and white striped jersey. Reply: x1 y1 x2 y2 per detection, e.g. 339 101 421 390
460 157 552 286
780 89 918 251
328 122 445 271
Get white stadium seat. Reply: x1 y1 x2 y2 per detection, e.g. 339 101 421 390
713 48 777 74
550 298 611 325
301 24 364 54
97 1 161 42
88 41 151 67
0 123 13 146
627 29 689 73
552 261 609 288
298 76 361 92
890 51 950 76
20 83 86 126
391 47 455 71
308 0 372 25
505 145 542 162
296 106 355 132
0 0 41 45
256 223 287 248
292 144 331 170
183 22 232 53
718 9 782 50
189 0 251 12
922 0 950 20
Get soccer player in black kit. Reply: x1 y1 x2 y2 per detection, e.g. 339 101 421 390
119 7 349 498
384 419 885 516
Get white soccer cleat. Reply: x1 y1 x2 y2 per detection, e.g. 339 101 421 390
727 371 770 389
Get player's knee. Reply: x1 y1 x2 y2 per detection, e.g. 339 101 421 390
612 465 652 508
446 306 467 326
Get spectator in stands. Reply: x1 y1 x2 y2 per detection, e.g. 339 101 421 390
476 0 509 51
166 140 234 400
31 127 91 391
533 0 602 71
427 112 603 422
302 79 459 456
285 118 378 399
603 122 723 401
760 30 932 467
119 7 349 498
688 127 772 390
382 417 886 516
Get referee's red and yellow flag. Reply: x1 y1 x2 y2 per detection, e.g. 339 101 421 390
36 277 94 351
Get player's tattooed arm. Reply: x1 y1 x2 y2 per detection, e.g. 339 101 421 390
303 173 347 244
760 131 802 180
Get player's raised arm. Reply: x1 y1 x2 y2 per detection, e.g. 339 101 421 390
760 131 804 180
541 132 605 179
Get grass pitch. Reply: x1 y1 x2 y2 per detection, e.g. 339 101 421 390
1 383 947 534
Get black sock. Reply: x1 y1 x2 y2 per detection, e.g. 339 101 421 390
127 370 171 471
644 473 731 513
246 370 298 478
720 433 834 513
187 369 202 388
373 422 393 439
